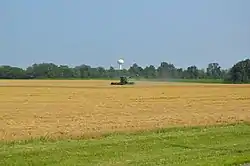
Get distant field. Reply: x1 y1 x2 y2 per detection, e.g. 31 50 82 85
134 78 225 84
0 80 250 141
168 78 224 83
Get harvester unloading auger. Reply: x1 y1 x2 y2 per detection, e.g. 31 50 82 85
110 76 135 85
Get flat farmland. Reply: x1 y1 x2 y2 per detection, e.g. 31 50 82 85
0 80 250 141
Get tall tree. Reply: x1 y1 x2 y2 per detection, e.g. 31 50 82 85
128 63 143 77
157 62 176 78
226 59 250 83
143 65 157 78
185 65 199 79
206 63 222 79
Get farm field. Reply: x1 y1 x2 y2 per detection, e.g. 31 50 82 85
0 80 250 141
1 80 250 165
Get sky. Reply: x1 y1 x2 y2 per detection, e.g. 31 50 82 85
0 0 250 69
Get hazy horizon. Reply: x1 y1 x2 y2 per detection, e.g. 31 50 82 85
1 0 249 69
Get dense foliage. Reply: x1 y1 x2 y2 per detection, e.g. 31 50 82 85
0 59 249 83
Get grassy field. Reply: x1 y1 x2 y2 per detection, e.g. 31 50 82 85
0 80 250 165
1 123 250 166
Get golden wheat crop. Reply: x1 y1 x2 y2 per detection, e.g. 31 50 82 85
0 80 250 141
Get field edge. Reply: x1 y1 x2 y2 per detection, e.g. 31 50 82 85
1 121 250 166
1 121 249 145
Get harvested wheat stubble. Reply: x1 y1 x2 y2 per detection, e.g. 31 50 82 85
0 80 250 141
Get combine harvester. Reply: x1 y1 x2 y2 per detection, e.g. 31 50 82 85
110 58 135 86
110 76 135 85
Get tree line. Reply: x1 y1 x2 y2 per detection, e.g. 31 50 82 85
0 59 249 83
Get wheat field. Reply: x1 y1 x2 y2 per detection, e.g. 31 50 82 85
0 80 249 141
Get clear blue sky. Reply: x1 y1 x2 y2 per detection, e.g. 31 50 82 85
1 0 249 69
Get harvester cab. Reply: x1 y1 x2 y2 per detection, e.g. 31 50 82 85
120 76 128 84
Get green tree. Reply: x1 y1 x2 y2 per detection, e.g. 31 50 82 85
128 63 143 77
58 65 74 78
185 65 199 79
26 63 61 78
0 66 27 79
226 59 250 83
107 66 116 78
76 64 91 78
157 62 177 78
206 63 222 79
143 65 157 78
